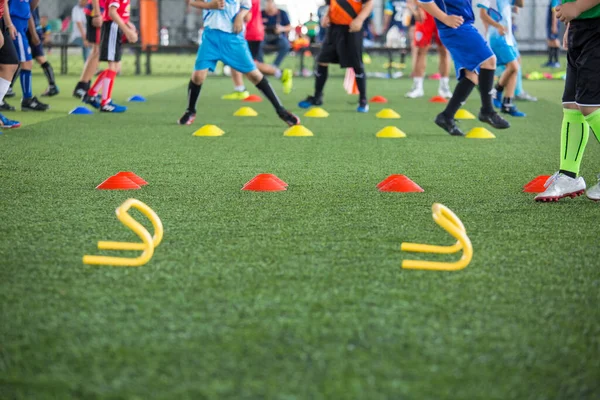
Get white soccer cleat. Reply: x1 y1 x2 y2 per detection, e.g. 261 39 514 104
438 86 453 99
586 174 600 201
405 86 424 99
535 172 586 202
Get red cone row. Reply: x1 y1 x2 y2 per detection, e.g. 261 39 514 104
96 171 148 190
377 174 424 192
523 175 551 193
242 174 288 191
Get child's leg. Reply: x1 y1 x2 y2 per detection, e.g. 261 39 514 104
441 71 477 120
559 105 590 178
314 62 329 100
19 60 33 99
353 64 367 105
478 55 497 115
230 69 245 92
499 60 519 107
36 55 56 88
88 69 107 97
185 69 208 113
99 62 118 106
245 69 284 112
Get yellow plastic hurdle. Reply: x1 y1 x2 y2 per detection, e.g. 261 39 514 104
83 199 163 267
401 203 473 271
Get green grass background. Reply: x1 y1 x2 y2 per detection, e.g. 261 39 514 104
1 55 599 399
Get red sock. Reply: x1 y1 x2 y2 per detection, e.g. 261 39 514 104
101 70 117 106
88 70 107 97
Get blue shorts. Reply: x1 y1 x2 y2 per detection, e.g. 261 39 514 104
12 18 32 62
489 35 519 66
195 29 256 74
439 24 494 80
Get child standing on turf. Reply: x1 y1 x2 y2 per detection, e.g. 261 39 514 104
535 0 600 202
7 0 49 111
485 0 526 117
0 0 22 128
178 0 299 126
418 0 510 136
543 0 562 68
83 0 137 112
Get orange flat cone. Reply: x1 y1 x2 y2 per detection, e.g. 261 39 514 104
370 95 388 103
114 171 148 186
377 174 404 189
246 173 288 188
379 175 424 193
243 94 262 103
429 95 448 103
96 175 141 190
242 175 287 192
523 175 551 193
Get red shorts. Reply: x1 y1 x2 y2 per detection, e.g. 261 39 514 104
414 12 442 48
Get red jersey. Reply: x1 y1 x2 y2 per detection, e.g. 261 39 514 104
85 0 106 17
104 0 130 23
0 0 4 19
245 0 264 41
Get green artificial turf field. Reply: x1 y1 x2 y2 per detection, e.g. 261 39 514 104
1 56 600 399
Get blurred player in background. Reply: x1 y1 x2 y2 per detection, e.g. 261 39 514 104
0 0 22 128
178 0 299 127
383 0 411 68
73 0 104 100
543 0 561 67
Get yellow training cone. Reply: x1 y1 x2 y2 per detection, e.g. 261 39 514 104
376 108 401 119
466 127 496 139
376 126 406 138
284 125 314 137
455 109 476 120
193 124 224 137
234 107 258 117
304 107 329 118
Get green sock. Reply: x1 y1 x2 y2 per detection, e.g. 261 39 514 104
560 109 589 176
585 108 600 143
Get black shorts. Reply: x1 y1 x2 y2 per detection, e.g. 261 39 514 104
26 30 45 58
86 15 102 44
99 21 122 62
247 40 264 62
317 24 363 69
562 18 600 106
0 20 19 65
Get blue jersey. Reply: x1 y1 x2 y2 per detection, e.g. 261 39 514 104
203 0 251 36
385 0 408 30
9 0 31 20
418 0 475 31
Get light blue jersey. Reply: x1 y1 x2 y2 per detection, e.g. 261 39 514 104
203 0 251 35
487 0 514 46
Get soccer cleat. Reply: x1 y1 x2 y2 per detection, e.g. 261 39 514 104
83 94 101 109
515 91 537 102
0 101 15 111
435 113 465 136
0 113 20 128
405 86 424 99
357 100 369 113
281 68 293 95
298 95 322 109
73 87 87 99
493 89 503 109
21 97 49 112
535 173 586 202
478 111 510 129
221 91 250 100
178 109 196 125
501 105 526 117
5 86 15 98
586 174 600 201
41 85 60 97
100 102 127 113
438 85 453 99
278 109 300 127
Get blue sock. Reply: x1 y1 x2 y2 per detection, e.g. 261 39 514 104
20 69 32 99
515 66 524 96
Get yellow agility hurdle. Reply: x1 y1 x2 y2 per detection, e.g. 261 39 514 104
401 203 472 271
83 199 163 267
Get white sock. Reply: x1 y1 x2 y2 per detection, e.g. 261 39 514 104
274 69 282 79
414 77 424 90
234 85 246 92
440 77 450 87
0 78 10 104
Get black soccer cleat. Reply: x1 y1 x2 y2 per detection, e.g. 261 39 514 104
479 111 510 129
178 109 196 125
0 101 15 111
21 96 49 112
5 86 15 98
298 95 323 109
41 85 60 97
435 113 465 136
278 109 300 127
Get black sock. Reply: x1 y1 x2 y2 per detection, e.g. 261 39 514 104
10 65 20 88
353 66 367 103
256 77 284 112
41 62 55 86
552 47 559 63
502 97 513 108
314 64 328 99
442 78 475 119
495 83 504 92
187 80 202 113
548 47 553 63
478 68 496 114
559 169 577 179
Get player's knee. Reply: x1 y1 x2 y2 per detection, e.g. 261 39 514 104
464 70 479 85
482 55 496 70
563 103 579 111
191 70 206 84
506 61 518 74
579 105 599 117
246 69 263 84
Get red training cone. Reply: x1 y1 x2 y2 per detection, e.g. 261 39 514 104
429 95 448 103
242 174 287 192
377 174 404 189
378 175 424 193
429 73 442 80
243 94 262 103
370 95 388 103
523 175 551 193
114 171 148 186
96 175 141 190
